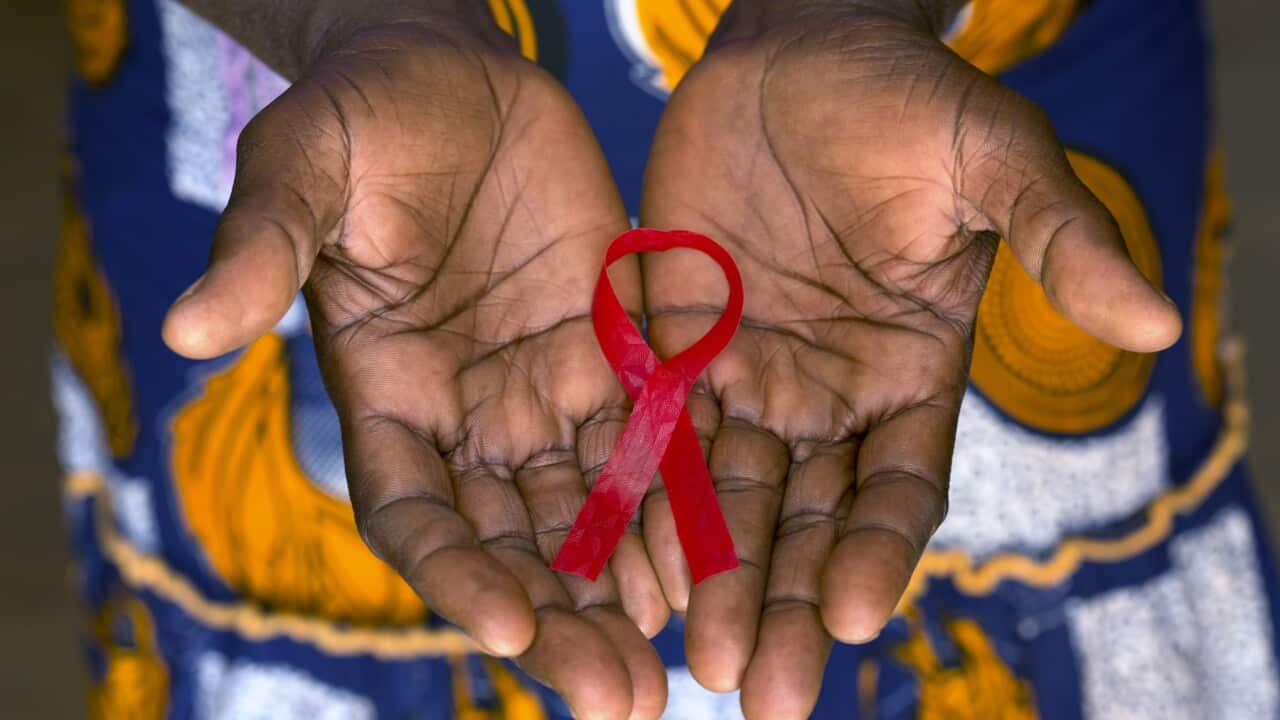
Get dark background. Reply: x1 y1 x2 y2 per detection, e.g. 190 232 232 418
1 2 1276 716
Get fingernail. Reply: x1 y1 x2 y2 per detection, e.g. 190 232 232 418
474 631 523 658
471 637 501 657
850 629 882 645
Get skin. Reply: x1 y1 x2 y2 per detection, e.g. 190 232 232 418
164 9 667 720
639 2 1180 718
163 1 1181 718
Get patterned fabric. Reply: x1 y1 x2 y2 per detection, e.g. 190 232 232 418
57 0 1279 717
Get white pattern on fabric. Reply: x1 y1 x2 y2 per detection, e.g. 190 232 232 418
52 351 162 551
273 295 309 338
662 666 744 719
50 349 111 475
195 652 377 720
931 391 1168 558
157 0 287 212
287 400 351 502
108 473 161 552
1067 506 1280 720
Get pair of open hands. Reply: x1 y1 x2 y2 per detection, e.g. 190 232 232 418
162 2 1180 718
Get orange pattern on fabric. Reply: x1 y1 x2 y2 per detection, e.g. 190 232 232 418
946 0 1080 75
87 592 168 720
67 0 128 84
635 0 731 91
970 151 1162 434
54 176 138 458
170 335 427 625
895 615 1038 719
489 0 539 61
450 655 548 720
1192 151 1231 407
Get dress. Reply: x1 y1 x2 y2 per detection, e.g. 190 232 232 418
56 0 1279 717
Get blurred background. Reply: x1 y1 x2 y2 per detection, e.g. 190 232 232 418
1 2 1276 717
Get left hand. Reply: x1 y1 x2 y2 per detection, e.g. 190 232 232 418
639 2 1181 717
162 13 667 718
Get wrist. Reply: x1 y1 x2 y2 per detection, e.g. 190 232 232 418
718 0 968 43
299 1 512 77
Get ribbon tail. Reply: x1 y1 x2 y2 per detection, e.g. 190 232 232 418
660 410 738 582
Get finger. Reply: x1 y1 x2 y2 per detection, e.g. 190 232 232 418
967 93 1180 352
610 534 668 638
501 554 637 720
163 83 346 359
582 606 670 720
513 456 665 719
821 403 952 644
457 462 637 719
741 606 833 720
346 416 535 656
685 419 789 692
578 409 670 637
740 442 852 720
516 607 635 720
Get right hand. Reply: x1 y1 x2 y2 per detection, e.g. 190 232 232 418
162 13 667 719
638 2 1181 716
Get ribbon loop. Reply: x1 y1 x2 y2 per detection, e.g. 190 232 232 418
552 229 742 582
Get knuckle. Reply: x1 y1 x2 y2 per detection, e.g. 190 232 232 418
353 495 398 562
1004 93 1054 138
856 468 949 542
354 491 455 567
479 532 542 560
714 473 784 498
761 594 820 616
776 509 839 539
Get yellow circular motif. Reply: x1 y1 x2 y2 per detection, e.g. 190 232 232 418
171 335 427 626
67 0 128 85
634 0 730 91
54 175 138 458
609 0 1076 97
946 0 1081 75
606 0 729 95
970 151 1163 434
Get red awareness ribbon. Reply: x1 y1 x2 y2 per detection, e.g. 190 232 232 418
552 228 741 582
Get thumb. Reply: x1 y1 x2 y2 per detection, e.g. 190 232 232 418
163 83 347 359
969 97 1182 354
